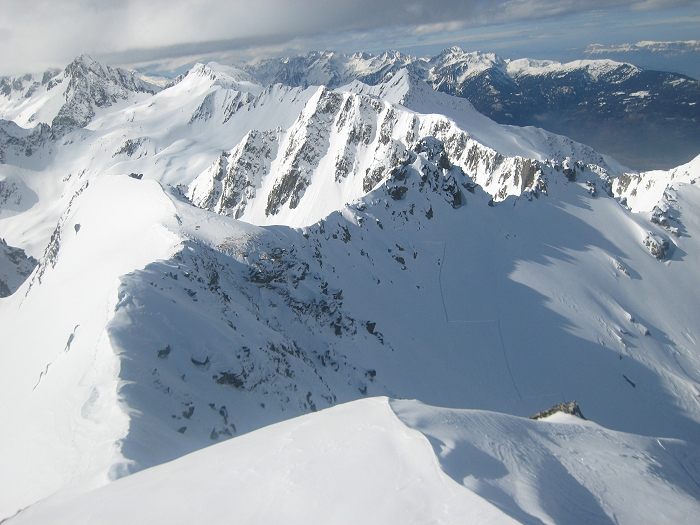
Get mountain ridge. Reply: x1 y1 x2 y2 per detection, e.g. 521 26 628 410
243 47 700 170
10 397 700 525
0 53 699 522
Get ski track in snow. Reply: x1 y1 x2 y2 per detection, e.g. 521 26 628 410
437 240 522 400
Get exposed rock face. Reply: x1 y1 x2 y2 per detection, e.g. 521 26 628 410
530 401 586 420
3 53 700 522
243 50 417 89
643 232 669 260
0 120 52 165
28 183 88 291
266 88 344 215
0 238 38 297
0 68 60 99
189 81 559 223
189 130 280 218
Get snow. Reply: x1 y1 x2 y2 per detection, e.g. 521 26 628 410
9 398 700 525
587 40 700 54
0 176 180 517
393 399 700 525
243 47 647 94
613 153 700 213
345 69 625 173
506 58 640 80
0 237 36 296
0 54 160 129
1 54 699 523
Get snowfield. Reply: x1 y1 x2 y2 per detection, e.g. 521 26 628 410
9 398 700 525
0 54 699 523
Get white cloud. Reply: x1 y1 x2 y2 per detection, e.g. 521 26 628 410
412 21 468 37
0 0 698 75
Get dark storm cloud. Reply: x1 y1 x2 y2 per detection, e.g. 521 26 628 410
1 0 698 75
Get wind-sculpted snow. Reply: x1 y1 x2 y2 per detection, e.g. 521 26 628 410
9 398 700 525
392 399 700 525
0 55 699 522
0 176 180 518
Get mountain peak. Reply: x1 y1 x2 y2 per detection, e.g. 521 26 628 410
71 52 97 66
64 53 109 79
0 54 160 132
443 45 465 55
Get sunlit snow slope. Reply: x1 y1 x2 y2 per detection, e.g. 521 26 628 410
0 55 699 522
9 398 700 525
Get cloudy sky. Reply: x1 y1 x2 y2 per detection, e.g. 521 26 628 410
1 0 699 76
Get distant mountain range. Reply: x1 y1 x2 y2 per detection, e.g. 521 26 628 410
243 47 700 170
585 40 700 79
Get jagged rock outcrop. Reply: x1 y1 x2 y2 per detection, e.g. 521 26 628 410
266 88 345 215
189 129 280 217
2 54 700 522
0 238 37 297
188 78 559 224
51 55 160 132
0 120 52 164
530 401 586 420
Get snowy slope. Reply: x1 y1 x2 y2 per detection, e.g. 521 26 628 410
613 153 700 213
4 138 698 520
0 176 181 517
9 398 700 525
1 55 699 521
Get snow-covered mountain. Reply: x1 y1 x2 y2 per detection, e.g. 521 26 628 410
1 54 699 523
587 40 700 55
245 47 700 170
188 69 621 225
0 54 159 131
585 40 700 79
